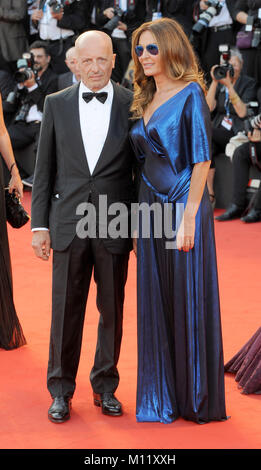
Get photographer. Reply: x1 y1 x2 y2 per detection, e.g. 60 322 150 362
146 1 194 37
206 46 257 204
0 0 29 74
31 0 86 74
3 41 58 186
235 0 261 84
96 0 146 83
216 89 261 222
193 1 238 83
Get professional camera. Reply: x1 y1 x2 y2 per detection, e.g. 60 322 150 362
244 102 261 134
103 7 127 33
14 53 38 84
213 44 234 80
245 8 261 48
48 0 62 13
48 0 78 14
192 0 223 35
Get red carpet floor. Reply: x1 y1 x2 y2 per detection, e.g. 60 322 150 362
0 191 260 450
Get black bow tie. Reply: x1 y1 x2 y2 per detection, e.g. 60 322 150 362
82 92 108 104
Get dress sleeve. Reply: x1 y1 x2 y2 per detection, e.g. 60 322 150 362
188 86 212 165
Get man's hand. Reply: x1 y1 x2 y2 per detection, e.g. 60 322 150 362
32 231 51 261
248 128 261 142
23 73 37 89
31 9 43 21
51 8 64 21
118 21 127 31
103 7 115 19
200 1 209 10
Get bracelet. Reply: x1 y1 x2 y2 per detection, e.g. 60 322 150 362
230 93 240 106
9 162 17 174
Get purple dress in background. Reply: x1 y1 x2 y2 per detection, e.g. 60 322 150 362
225 327 261 394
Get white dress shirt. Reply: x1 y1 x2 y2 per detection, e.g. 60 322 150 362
25 83 43 123
32 79 114 231
39 2 74 40
79 80 114 174
209 1 232 28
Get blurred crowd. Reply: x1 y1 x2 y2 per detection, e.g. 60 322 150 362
1 0 261 221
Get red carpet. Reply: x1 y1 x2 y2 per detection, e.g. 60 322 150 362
0 192 260 450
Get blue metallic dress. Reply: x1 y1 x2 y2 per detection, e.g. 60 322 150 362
130 82 227 424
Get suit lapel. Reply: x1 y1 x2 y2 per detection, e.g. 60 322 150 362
92 81 129 176
65 83 91 176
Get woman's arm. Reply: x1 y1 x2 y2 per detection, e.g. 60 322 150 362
0 95 23 197
206 79 218 112
176 161 211 251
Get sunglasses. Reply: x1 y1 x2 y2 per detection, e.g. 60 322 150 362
134 44 159 58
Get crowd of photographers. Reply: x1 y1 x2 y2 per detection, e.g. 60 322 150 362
1 0 261 222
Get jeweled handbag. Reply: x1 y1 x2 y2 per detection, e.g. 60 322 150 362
5 189 30 228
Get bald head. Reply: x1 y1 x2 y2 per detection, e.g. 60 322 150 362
75 30 113 55
66 46 77 61
75 31 115 91
65 46 80 78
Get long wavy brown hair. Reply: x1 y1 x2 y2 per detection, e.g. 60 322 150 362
131 18 206 119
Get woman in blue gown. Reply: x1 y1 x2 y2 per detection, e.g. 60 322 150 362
130 18 228 424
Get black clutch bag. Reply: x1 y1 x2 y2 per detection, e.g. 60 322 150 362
5 188 30 229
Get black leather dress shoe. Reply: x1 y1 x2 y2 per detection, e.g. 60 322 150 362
48 396 72 423
93 392 122 416
215 204 245 221
241 208 261 223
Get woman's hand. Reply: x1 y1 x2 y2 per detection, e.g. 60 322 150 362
9 166 23 198
176 214 195 252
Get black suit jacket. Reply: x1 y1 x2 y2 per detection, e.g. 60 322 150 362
58 71 74 90
31 81 137 254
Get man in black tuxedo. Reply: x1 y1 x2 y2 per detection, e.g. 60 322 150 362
31 30 136 423
58 46 81 90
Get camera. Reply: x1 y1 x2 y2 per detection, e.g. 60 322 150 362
48 0 78 14
245 8 261 47
48 0 62 13
213 44 234 81
192 0 223 35
14 53 38 84
244 102 261 134
103 7 127 33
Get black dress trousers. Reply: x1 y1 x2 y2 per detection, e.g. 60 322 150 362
47 233 129 399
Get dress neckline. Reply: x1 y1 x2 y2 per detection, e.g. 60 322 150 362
142 82 194 128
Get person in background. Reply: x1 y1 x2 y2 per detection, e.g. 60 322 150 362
0 94 26 351
235 0 261 84
193 0 238 83
58 46 81 90
31 0 86 74
216 128 261 222
3 41 58 188
205 46 256 206
0 0 29 74
96 0 147 83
